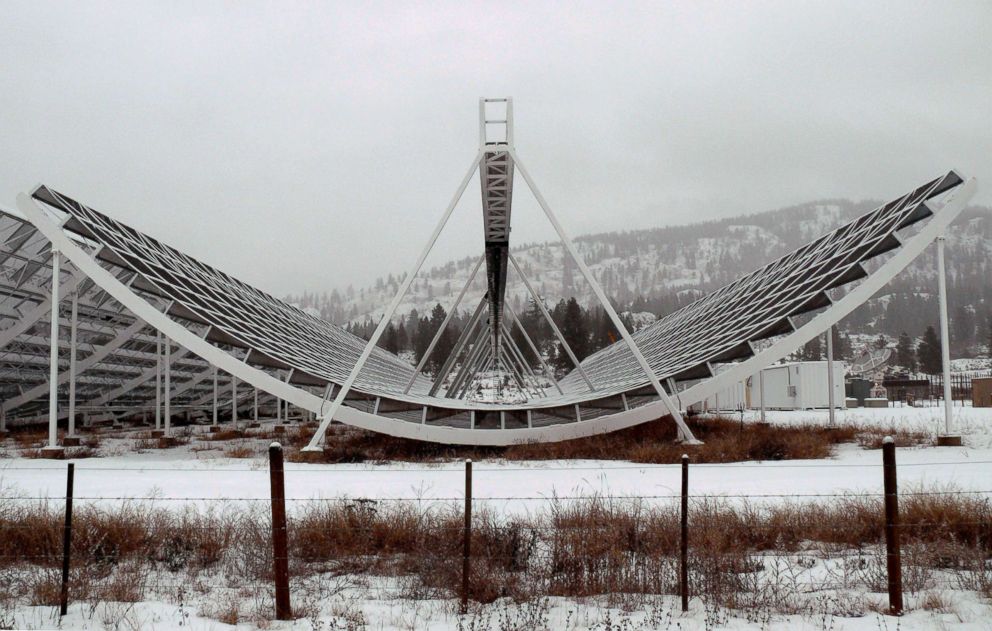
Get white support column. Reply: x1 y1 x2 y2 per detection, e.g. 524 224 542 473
164 336 171 435
826 326 836 427
759 369 766 423
45 250 61 450
936 235 957 442
304 153 483 450
232 375 238 425
155 331 162 430
212 367 218 426
67 291 78 438
510 151 700 443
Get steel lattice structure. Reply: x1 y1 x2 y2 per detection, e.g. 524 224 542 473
0 99 977 448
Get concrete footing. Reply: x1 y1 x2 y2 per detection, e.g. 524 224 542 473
937 435 962 447
40 446 64 459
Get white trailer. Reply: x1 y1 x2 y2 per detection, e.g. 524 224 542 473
748 361 846 410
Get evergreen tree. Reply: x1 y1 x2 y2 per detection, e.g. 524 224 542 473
427 303 454 375
916 325 942 374
380 322 399 354
895 331 916 372
553 297 590 372
874 334 888 350
801 336 822 361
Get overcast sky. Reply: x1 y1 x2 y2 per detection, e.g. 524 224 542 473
1 1 989 296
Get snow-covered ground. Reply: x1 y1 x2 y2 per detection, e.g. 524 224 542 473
1 404 990 630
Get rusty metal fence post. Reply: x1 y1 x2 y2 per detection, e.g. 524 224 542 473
269 442 291 620
59 462 74 617
462 459 472 614
882 437 903 615
680 454 689 612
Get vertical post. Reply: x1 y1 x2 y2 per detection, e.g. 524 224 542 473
936 236 956 440
254 388 259 423
827 326 836 427
882 437 903 615
212 368 218 426
155 331 162 430
462 459 472 614
758 369 766 423
268 443 291 620
48 250 61 450
163 337 171 435
59 462 74 617
67 292 78 438
680 454 689 613
232 376 238 425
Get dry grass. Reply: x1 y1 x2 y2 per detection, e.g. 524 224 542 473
0 486 988 616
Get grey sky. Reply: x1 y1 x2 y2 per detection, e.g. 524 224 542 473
1 1 989 296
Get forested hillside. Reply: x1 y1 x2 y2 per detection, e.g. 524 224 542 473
287 200 992 370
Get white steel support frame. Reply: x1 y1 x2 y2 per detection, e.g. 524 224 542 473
45 249 61 449
675 179 976 414
501 322 544 396
508 153 699 443
505 302 563 395
15 140 976 449
164 336 171 435
508 253 595 391
67 291 78 437
404 254 484 393
430 297 488 396
212 367 218 426
758 370 766 423
155 331 162 430
826 326 836 427
936 235 955 437
302 152 485 450
447 326 489 398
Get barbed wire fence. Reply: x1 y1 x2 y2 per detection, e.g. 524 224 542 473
0 444 990 624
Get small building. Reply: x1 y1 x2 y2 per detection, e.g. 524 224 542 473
974 377 992 408
749 361 846 410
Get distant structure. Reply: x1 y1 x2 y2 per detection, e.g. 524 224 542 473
3 99 975 450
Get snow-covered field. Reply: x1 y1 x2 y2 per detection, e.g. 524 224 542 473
1 404 990 630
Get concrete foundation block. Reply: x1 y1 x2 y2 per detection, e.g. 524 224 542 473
937 435 963 447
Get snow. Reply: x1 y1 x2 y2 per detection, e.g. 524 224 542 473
2 405 991 629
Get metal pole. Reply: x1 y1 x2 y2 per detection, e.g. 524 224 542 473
404 254 485 393
59 462 74 617
269 443 291 620
759 369 766 423
47 250 61 449
67 292 78 438
936 236 955 438
680 454 689 613
882 437 903 615
462 459 472 613
304 153 483 451
232 375 238 425
508 253 594 391
212 368 218 426
510 154 699 443
163 337 171 435
155 331 161 430
827 326 836 427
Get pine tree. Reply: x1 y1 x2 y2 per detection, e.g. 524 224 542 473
801 336 822 361
427 303 454 376
895 331 916 372
916 325 942 374
554 297 590 371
